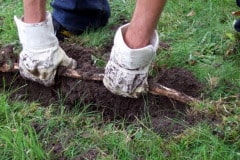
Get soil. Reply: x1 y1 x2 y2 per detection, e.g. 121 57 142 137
0 44 18 65
0 43 206 159
0 43 203 129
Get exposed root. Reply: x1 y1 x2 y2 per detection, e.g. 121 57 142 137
0 63 201 104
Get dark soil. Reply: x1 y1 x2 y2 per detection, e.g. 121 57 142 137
0 44 18 65
0 44 203 131
0 43 206 159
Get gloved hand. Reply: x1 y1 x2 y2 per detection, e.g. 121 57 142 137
14 12 76 86
103 24 159 98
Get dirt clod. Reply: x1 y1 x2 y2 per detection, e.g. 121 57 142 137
0 45 18 64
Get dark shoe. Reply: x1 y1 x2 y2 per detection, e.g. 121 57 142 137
234 19 240 32
237 0 240 7
52 17 81 41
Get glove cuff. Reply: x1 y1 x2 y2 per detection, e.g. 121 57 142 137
14 12 58 49
112 23 159 70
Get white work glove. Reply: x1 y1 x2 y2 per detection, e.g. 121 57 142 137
103 24 159 98
14 12 76 86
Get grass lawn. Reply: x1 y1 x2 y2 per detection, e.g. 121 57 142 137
0 0 240 159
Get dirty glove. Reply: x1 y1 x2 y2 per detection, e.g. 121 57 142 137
103 24 159 98
14 12 76 86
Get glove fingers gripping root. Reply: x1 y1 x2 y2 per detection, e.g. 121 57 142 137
103 24 159 98
14 12 76 86
19 46 76 86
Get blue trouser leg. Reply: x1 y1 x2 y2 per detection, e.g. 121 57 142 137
51 0 110 34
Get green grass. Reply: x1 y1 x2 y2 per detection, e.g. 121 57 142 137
166 125 238 160
0 0 22 46
0 94 47 159
0 0 240 159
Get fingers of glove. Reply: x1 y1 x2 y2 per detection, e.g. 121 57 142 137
19 47 76 87
19 60 56 86
58 47 77 69
103 59 149 98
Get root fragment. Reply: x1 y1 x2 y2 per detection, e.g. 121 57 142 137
0 63 200 104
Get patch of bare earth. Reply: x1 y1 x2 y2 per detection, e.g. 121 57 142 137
0 43 207 158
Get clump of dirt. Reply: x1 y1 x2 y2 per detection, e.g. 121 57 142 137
156 67 201 97
0 44 203 135
0 45 18 65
